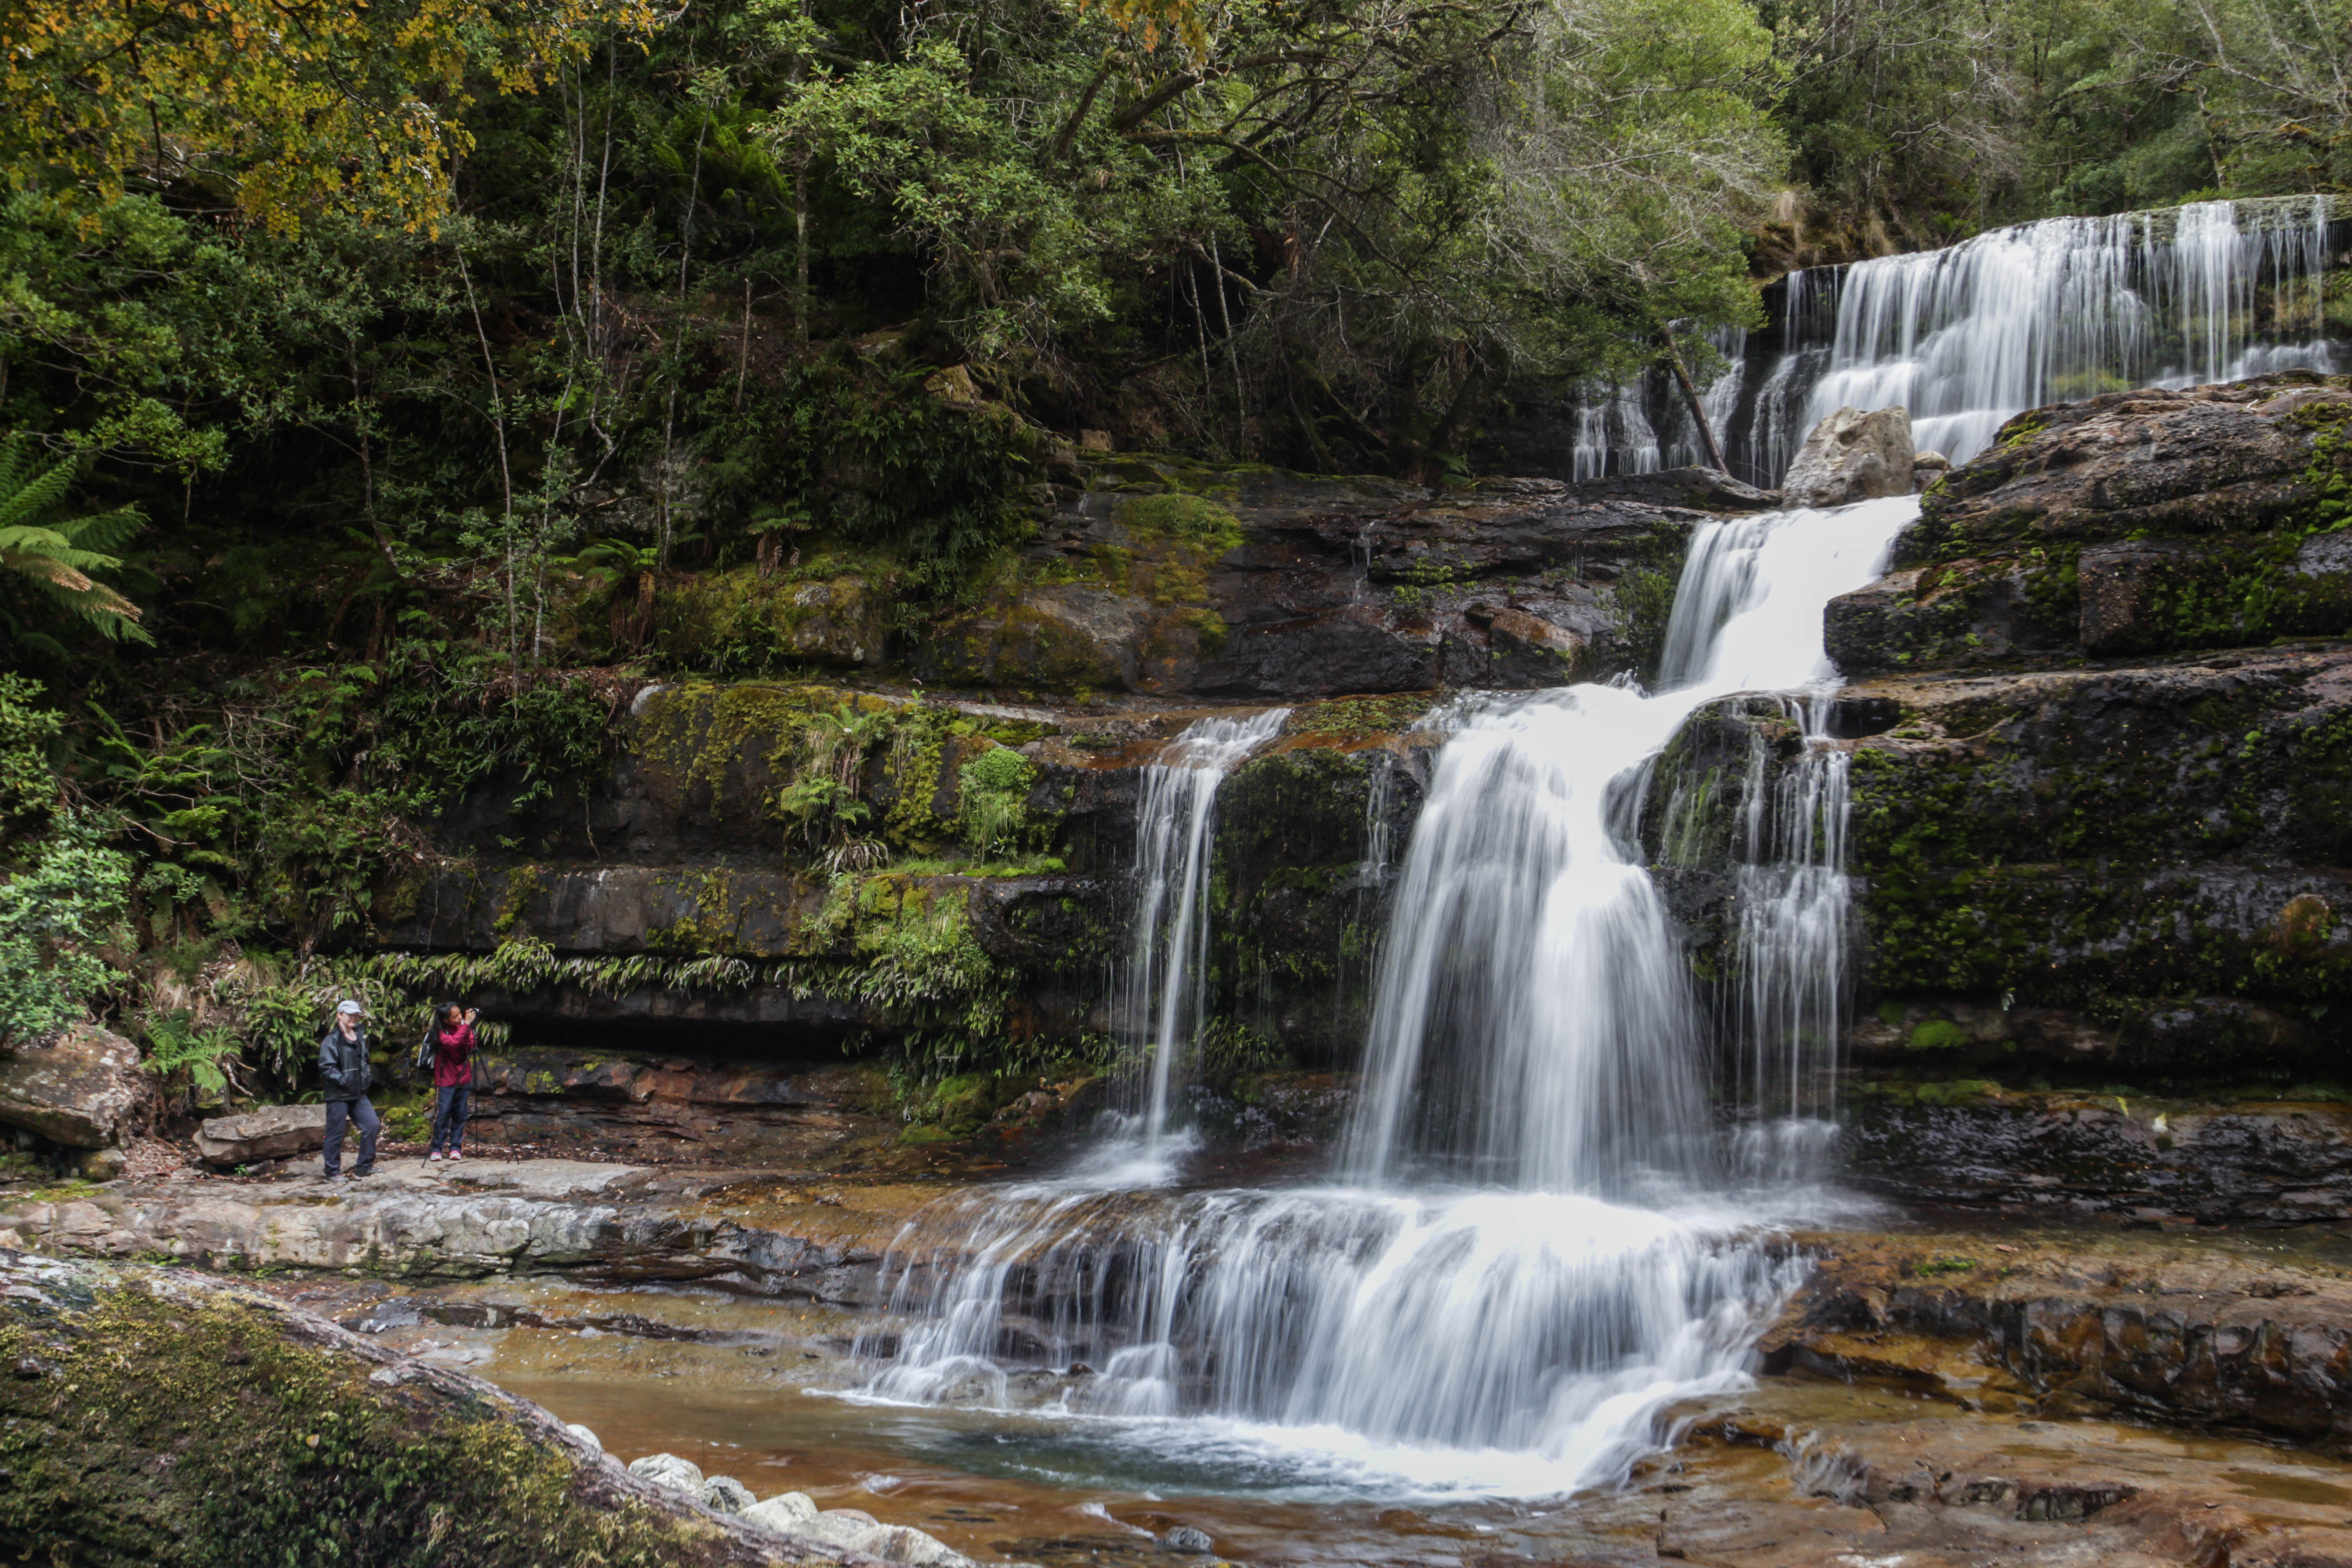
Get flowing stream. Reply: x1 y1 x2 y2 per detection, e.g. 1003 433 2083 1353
846 494 1915 1499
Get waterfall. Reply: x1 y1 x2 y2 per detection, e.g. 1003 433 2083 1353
1724 695 1855 1178
847 495 1915 1497
1343 501 1912 1191
1114 709 1289 1170
1770 195 2342 472
854 1184 1799 1492
1572 196 2344 483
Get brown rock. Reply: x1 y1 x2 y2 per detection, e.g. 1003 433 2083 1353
0 1024 147 1148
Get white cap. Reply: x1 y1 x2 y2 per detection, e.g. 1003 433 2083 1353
335 999 364 1015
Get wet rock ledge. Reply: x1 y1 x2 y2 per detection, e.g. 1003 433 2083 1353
0 1246 865 1566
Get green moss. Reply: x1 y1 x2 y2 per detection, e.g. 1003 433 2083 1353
1908 1018 1971 1051
1613 566 1679 682
1289 695 1436 737
0 1260 754 1566
1114 493 1245 556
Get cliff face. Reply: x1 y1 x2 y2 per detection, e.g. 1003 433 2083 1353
1635 371 2352 1206
345 461 1728 1122
340 372 2352 1195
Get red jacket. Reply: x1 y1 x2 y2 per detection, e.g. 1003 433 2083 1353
432 1022 477 1088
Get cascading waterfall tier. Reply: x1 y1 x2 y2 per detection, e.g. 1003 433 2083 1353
1343 502 1912 1191
1793 195 2342 468
1575 195 2346 485
1116 709 1289 1168
847 497 1914 1497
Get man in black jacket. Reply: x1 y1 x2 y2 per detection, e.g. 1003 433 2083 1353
319 1000 380 1179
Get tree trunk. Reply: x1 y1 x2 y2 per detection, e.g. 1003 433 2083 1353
1660 323 1730 475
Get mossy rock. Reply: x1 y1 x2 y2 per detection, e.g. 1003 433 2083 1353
0 1250 803 1566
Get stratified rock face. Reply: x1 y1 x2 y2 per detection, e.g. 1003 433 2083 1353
919 465 1702 698
1649 645 2352 1099
1765 1226 2352 1446
1783 406 1916 508
1827 373 2352 674
0 1024 147 1148
1841 1083 2352 1223
1630 373 2352 1161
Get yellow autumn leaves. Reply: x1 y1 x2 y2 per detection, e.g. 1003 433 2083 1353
0 0 661 231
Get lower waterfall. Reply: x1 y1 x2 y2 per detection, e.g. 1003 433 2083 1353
847 494 1916 1497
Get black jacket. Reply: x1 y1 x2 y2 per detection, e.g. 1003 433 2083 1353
318 1023 372 1101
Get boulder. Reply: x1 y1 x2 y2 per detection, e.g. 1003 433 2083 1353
194 1103 328 1167
703 1475 755 1514
742 1493 821 1533
792 1514 970 1568
1782 406 1916 508
0 1024 147 1148
0 1249 847 1565
627 1452 705 1495
863 1525 971 1567
1829 375 2352 670
1158 1526 1216 1553
565 1422 603 1451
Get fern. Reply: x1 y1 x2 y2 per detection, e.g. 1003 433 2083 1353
0 436 148 647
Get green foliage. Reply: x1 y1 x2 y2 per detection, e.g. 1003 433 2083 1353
0 822 132 1047
1769 0 2352 241
78 638 615 940
957 744 1037 858
0 435 147 650
0 676 60 833
140 1011 242 1098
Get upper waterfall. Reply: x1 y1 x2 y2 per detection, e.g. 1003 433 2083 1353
1793 196 2342 468
1569 195 2347 485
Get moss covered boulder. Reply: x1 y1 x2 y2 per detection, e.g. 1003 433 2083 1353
0 1247 850 1565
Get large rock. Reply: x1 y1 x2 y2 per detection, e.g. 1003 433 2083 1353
0 1024 146 1148
916 463 1709 699
194 1103 328 1167
630 1452 706 1494
1829 373 2352 673
1782 406 1915 508
0 1248 857 1565
1648 643 2352 1111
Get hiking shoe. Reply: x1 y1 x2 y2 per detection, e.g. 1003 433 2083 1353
427 1152 443 1163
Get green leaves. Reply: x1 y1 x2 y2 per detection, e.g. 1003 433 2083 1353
0 820 132 1048
0 434 148 647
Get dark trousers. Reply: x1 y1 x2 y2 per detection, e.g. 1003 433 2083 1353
430 1083 472 1154
323 1096 379 1176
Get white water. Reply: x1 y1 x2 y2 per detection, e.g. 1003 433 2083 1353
1109 709 1289 1178
849 495 1914 1499
1343 500 1911 1191
1798 196 2338 466
1577 196 2342 484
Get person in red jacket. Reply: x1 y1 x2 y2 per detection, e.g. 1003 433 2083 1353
426 1003 480 1162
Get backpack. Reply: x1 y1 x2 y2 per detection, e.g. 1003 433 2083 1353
413 1008 439 1075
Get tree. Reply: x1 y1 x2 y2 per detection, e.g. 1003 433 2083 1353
0 0 662 232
